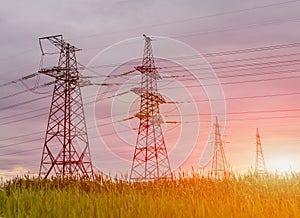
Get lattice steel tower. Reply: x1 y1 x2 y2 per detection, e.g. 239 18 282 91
210 117 230 178
254 128 267 176
130 34 172 180
38 35 93 179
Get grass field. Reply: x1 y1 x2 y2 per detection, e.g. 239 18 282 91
0 174 300 217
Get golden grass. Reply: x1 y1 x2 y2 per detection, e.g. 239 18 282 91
0 174 300 217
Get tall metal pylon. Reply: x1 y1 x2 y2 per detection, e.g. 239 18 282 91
254 128 267 176
130 34 172 180
210 117 230 178
38 35 93 179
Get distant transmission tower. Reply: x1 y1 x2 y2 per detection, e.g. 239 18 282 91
130 34 172 180
210 117 230 178
38 35 93 179
254 128 267 176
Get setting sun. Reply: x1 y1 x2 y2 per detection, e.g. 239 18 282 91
268 157 293 174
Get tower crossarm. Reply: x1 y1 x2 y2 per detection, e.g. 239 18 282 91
39 67 78 79
39 34 81 55
131 87 166 104
134 112 164 125
135 66 161 80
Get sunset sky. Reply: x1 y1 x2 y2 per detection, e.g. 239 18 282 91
1 0 300 179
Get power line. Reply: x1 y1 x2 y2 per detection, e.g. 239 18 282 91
0 138 43 149
158 75 300 90
0 95 51 111
0 72 299 134
159 59 300 72
170 16 300 40
81 59 300 97
165 108 300 117
0 39 300 155
79 45 300 74
0 147 42 157
2 103 299 152
0 115 134 150
161 68 300 81
203 42 300 57
0 81 53 101
171 91 300 104
3 59 297 103
0 106 49 122
1 41 300 94
0 72 38 88
0 112 47 126
1 114 300 157
1 0 298 63
2 77 300 130
0 131 43 142
72 0 300 41
204 52 300 65
164 115 300 124
0 85 132 112
0 125 135 156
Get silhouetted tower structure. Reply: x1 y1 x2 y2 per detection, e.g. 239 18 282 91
254 128 267 176
210 117 230 178
130 34 171 180
38 35 93 179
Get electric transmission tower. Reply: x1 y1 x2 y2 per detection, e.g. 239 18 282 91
210 117 231 178
130 34 172 181
38 35 93 179
254 128 267 176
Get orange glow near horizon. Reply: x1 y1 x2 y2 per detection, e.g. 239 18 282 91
268 156 294 174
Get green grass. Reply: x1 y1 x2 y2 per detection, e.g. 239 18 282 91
0 174 300 217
